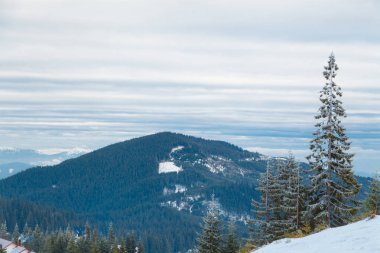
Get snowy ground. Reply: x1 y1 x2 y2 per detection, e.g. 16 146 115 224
253 216 380 253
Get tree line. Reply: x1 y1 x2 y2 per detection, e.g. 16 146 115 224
0 221 144 253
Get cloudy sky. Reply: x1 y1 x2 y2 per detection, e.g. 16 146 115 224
0 0 379 176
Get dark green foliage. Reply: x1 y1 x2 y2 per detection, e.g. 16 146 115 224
0 196 80 233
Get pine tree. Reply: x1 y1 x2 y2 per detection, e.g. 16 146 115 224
365 172 380 215
90 229 101 253
0 222 8 239
137 241 144 253
108 222 115 244
12 223 20 244
251 159 277 245
307 53 360 228
197 196 223 253
120 240 127 253
280 153 305 233
222 221 239 253
126 233 136 253
29 225 44 252
257 159 288 242
85 222 91 241
67 237 81 253
250 199 266 247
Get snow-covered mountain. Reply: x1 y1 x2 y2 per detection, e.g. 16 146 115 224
252 216 380 253
0 147 91 179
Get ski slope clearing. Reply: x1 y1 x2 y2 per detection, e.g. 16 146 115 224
253 216 380 253
158 161 183 174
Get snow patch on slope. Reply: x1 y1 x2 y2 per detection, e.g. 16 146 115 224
158 146 185 174
175 184 187 193
159 162 183 174
253 216 380 253
171 146 184 153
163 184 187 195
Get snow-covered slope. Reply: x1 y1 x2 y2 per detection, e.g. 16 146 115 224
253 216 380 253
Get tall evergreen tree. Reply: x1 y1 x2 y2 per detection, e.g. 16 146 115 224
67 236 81 253
120 240 127 253
90 229 101 253
222 221 239 253
0 222 8 239
22 223 29 237
307 53 360 228
108 222 115 244
280 153 305 232
197 196 223 253
85 222 91 241
253 158 286 243
12 223 20 244
365 172 380 215
126 233 136 253
29 225 44 252
137 241 144 253
250 199 266 247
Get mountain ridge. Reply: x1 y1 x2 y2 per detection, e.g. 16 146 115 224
0 132 371 253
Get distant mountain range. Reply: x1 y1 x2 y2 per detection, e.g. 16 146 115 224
0 132 371 253
0 147 91 179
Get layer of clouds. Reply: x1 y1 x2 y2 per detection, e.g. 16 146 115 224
0 0 379 175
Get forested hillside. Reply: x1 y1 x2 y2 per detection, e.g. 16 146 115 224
0 132 372 253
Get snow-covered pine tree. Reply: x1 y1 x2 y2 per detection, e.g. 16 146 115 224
0 222 8 239
307 53 360 228
12 223 20 244
279 153 305 233
266 159 285 240
365 172 380 215
197 196 223 253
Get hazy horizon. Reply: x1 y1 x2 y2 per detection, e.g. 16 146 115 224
1 0 379 176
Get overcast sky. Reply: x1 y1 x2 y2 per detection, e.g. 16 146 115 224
0 0 379 176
